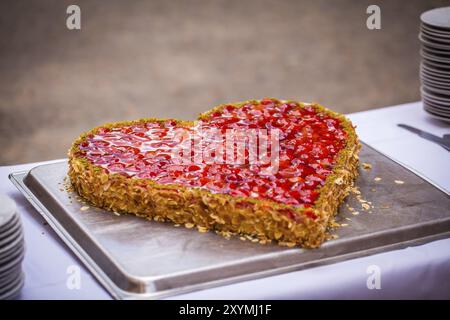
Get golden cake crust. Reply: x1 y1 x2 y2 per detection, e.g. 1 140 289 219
68 99 360 248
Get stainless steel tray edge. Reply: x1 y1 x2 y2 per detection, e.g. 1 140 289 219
9 168 128 299
8 151 450 299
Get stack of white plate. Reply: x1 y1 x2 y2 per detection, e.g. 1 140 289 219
419 6 450 122
0 194 24 300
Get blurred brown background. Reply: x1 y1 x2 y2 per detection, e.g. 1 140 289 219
0 0 449 165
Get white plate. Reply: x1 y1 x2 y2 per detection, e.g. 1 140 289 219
421 63 450 76
421 96 450 107
421 50 450 64
422 99 450 116
0 195 16 230
424 101 450 114
0 222 22 242
421 82 450 93
422 84 450 96
0 273 24 300
423 55 450 64
0 249 24 274
420 32 450 45
423 58 450 70
425 107 450 118
0 268 21 288
421 21 450 32
0 233 24 256
421 7 450 29
421 69 450 81
421 87 450 103
421 80 450 92
421 70 450 83
422 43 450 56
421 24 450 35
422 62 450 74
421 26 450 39
424 107 450 123
422 45 450 57
420 35 450 50
424 106 450 119
421 94 450 106
0 234 21 250
0 245 24 265
421 25 450 38
420 73 450 85
0 215 19 236
422 85 450 97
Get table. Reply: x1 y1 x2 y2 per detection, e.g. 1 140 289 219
1 101 449 299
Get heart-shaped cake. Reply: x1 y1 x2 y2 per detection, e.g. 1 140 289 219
69 98 360 248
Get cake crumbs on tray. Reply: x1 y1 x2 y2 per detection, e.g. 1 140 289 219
215 230 232 239
197 226 208 233
394 180 405 185
350 186 361 195
347 183 374 212
352 186 374 211
374 177 382 182
329 220 341 228
245 235 254 241
279 241 296 248
184 223 195 229
80 206 90 211
327 234 339 240
362 162 372 170
340 223 349 227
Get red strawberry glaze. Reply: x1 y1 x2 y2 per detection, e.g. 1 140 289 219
75 99 348 208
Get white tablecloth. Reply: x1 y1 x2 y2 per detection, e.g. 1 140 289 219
1 101 449 299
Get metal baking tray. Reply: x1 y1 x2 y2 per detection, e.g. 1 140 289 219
9 143 450 299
